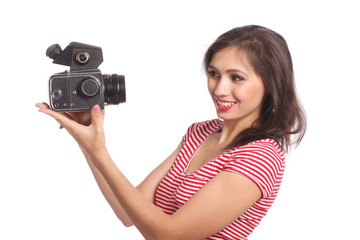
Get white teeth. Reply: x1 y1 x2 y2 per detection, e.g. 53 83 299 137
216 99 236 107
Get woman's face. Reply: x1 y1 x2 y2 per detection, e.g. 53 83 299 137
207 47 266 127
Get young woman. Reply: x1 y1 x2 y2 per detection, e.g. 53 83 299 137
36 25 306 240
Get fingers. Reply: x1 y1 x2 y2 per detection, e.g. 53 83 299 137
90 105 104 130
35 102 75 128
35 102 50 110
36 102 104 131
36 102 106 155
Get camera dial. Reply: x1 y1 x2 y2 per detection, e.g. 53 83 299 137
80 77 100 97
46 44 62 60
50 88 63 100
75 51 90 64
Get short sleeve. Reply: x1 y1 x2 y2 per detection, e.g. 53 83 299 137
223 140 285 198
181 122 197 145
181 119 223 146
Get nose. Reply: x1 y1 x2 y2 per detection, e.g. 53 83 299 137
214 78 231 97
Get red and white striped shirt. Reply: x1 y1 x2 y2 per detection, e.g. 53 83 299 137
155 119 285 240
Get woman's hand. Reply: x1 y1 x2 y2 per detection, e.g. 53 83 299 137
35 102 107 158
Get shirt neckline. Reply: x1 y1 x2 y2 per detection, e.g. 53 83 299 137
184 120 224 175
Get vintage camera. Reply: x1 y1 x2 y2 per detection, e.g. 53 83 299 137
46 42 126 112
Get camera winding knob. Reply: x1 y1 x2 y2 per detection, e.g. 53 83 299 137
80 77 100 97
75 50 90 64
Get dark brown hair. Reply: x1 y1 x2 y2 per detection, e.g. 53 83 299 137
204 25 306 152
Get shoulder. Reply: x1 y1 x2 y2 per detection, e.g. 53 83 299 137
182 119 222 143
223 139 285 197
186 119 222 133
229 139 285 164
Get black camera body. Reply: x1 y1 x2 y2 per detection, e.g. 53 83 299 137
46 42 125 112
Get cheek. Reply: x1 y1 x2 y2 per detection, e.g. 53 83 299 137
253 86 266 106
237 84 266 105
251 86 265 102
207 78 216 94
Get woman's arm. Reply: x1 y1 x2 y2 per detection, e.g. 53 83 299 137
80 144 181 227
80 146 133 226
93 150 261 240
36 103 261 239
36 103 181 227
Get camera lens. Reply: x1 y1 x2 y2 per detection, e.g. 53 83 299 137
104 74 126 105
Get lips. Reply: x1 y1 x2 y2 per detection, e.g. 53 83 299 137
215 98 237 111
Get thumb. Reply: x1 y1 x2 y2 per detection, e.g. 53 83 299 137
90 105 104 129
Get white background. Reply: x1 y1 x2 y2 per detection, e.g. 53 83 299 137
1 0 359 239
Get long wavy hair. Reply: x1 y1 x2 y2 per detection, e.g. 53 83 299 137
204 25 306 152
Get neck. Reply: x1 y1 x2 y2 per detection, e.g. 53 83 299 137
217 119 254 146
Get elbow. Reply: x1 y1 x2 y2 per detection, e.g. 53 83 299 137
146 234 183 240
144 223 184 240
119 216 134 228
122 221 134 228
115 212 134 227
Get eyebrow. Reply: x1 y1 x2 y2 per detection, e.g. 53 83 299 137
208 65 249 76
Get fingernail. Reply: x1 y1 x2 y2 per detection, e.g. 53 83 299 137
93 105 100 112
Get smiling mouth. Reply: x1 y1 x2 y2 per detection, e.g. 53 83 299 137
215 98 237 111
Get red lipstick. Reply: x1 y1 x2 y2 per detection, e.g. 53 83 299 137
216 98 237 111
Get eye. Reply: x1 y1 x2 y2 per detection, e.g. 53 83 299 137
232 75 244 82
207 69 220 78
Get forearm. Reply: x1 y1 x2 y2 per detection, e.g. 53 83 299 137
36 103 175 237
80 147 133 227
92 150 174 240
